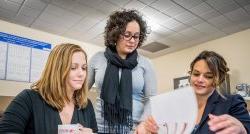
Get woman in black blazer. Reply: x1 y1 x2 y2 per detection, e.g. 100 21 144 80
138 50 250 134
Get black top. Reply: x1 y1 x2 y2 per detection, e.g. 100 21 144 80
193 90 250 134
0 89 98 134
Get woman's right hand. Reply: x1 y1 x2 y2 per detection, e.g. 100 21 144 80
135 116 159 134
144 116 159 133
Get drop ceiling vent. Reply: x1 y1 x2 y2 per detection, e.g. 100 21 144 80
140 42 169 53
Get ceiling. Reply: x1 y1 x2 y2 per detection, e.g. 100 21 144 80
0 0 250 58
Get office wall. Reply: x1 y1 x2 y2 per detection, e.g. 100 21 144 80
153 28 250 94
0 20 104 111
0 20 104 96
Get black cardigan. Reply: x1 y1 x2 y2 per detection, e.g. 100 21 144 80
0 89 98 134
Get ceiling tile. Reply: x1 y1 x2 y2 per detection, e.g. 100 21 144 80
8 0 24 4
87 19 107 35
141 5 158 18
89 33 104 46
206 0 239 14
142 7 170 27
199 9 221 20
63 30 85 41
67 3 93 17
13 14 35 26
244 4 250 13
167 32 189 42
70 18 98 33
193 22 222 34
85 9 106 22
190 2 213 15
77 0 103 8
162 18 188 32
173 0 204 9
1 0 20 13
51 0 76 9
51 0 96 17
224 8 250 23
185 17 204 26
234 0 250 7
70 10 106 33
179 27 201 37
138 0 157 5
147 31 162 41
43 4 66 16
95 1 120 15
1 0 250 58
174 11 196 22
31 19 67 34
154 26 174 37
152 11 171 24
18 5 43 18
0 7 17 20
163 18 182 28
207 15 234 29
124 0 146 10
237 20 250 29
82 30 100 40
24 0 47 10
163 2 186 17
36 5 82 28
105 0 130 7
150 0 172 12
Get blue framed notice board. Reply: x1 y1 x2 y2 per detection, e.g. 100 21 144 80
0 32 51 83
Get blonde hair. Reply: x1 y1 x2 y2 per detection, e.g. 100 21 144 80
31 43 88 111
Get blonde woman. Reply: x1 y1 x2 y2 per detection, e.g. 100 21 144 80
0 43 97 133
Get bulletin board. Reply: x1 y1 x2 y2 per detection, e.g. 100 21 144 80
0 32 51 83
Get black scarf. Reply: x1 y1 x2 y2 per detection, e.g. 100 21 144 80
101 47 138 133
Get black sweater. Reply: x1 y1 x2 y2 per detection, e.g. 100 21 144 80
0 89 98 134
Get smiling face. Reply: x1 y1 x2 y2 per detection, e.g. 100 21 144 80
67 51 87 92
116 20 140 59
190 60 216 97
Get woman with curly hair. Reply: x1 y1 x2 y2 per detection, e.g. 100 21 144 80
88 9 157 133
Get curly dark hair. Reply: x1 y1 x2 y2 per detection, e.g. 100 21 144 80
104 9 148 49
189 50 230 87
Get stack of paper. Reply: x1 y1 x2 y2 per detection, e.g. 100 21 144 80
150 86 198 134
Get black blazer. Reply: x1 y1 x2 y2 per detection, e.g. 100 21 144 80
193 90 250 134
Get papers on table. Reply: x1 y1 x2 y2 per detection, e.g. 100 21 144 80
150 86 198 134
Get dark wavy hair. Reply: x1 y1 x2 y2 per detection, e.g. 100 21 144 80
189 50 230 87
104 9 148 49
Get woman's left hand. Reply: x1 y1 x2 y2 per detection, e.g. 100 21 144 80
77 123 93 134
208 114 247 134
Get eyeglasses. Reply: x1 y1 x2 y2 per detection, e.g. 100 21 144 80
122 32 141 41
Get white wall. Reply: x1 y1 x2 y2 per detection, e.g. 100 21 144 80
0 20 104 96
152 29 250 94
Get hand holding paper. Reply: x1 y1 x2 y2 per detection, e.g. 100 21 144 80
149 86 198 134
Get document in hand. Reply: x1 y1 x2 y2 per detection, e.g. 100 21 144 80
150 86 198 134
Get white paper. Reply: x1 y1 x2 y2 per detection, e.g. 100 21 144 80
150 86 198 134
30 48 49 82
0 41 7 79
6 44 31 82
